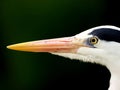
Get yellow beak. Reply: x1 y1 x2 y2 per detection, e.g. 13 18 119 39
7 37 86 53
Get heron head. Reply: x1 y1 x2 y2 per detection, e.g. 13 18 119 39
7 25 120 66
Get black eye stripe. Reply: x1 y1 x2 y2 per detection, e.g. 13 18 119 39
89 28 120 43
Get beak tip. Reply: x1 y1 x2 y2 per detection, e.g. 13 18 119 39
7 45 15 50
6 43 37 52
7 45 11 49
7 44 21 51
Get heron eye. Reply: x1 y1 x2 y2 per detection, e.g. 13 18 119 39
89 36 99 45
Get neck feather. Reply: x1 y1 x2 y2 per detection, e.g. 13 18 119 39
107 64 120 90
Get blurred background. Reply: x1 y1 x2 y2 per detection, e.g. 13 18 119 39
1 0 120 90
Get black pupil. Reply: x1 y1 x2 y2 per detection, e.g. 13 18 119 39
92 39 96 42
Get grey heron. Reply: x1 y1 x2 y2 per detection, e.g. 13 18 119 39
7 25 120 90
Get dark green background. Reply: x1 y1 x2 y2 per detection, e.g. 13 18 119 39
1 0 119 90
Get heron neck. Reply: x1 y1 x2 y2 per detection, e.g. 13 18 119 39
107 66 120 90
